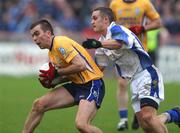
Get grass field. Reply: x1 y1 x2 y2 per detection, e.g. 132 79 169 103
0 76 180 133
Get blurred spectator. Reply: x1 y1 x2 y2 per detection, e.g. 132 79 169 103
165 1 180 35
54 0 82 31
16 2 38 33
0 0 179 45
161 1 174 25
0 0 110 33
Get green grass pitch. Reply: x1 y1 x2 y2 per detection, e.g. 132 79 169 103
0 76 180 133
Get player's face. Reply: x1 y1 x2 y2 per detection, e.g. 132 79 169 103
91 11 106 33
30 25 51 49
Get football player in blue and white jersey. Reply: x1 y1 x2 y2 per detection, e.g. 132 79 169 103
82 7 180 133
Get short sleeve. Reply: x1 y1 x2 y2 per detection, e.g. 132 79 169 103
110 25 129 45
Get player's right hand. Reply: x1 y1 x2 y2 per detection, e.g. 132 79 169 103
39 62 57 82
82 39 102 49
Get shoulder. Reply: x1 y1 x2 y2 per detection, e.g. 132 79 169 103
111 25 121 32
55 36 70 42
53 36 72 49
110 25 127 35
143 0 153 7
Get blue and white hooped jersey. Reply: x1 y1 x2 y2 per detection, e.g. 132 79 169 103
95 22 153 79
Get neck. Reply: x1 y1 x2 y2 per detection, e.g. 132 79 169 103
102 29 107 36
101 22 111 36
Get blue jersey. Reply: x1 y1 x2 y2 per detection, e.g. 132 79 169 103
95 22 153 79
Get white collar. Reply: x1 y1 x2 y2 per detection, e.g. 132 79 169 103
107 21 116 31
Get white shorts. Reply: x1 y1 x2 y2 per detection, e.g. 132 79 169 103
131 65 164 113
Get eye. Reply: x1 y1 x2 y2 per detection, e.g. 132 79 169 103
34 31 40 36
92 16 97 20
32 31 40 38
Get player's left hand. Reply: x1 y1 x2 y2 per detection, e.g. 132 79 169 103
39 62 57 82
38 78 54 89
129 26 145 35
82 39 102 49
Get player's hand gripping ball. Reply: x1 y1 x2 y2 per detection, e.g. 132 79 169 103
38 62 59 89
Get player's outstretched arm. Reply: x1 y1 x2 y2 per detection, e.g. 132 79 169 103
82 39 123 49
101 39 123 49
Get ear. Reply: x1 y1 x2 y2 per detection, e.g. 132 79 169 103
104 16 110 24
47 31 51 36
46 31 52 38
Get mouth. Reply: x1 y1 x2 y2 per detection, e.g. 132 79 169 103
36 42 40 45
36 42 42 48
92 25 96 29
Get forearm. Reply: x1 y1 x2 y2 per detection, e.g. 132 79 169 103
144 18 162 31
57 64 86 76
101 39 122 49
52 75 69 86
57 55 87 76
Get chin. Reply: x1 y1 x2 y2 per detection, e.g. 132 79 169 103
92 28 96 31
41 47 46 49
38 46 44 49
93 28 99 32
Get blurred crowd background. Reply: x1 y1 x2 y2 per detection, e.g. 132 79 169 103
0 0 180 45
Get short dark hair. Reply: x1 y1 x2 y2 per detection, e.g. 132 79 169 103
93 7 115 23
30 19 54 35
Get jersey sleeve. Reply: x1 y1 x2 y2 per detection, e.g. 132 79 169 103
145 0 160 20
110 25 129 46
56 38 78 63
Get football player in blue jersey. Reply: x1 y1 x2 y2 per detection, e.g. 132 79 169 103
82 7 180 133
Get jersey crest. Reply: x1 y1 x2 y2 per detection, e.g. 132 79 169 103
58 47 66 56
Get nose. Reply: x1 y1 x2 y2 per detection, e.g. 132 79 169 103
33 36 37 42
91 20 94 25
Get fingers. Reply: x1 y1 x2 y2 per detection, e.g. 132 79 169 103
40 78 49 82
39 73 47 77
82 43 87 48
39 70 47 73
82 40 92 49
49 62 54 69
39 63 55 89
